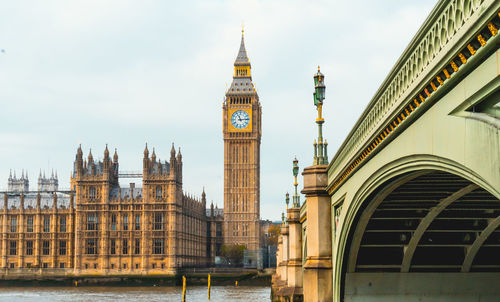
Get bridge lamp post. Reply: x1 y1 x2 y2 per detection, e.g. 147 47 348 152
285 192 290 209
313 67 328 165
292 157 300 207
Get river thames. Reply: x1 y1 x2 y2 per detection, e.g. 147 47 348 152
0 286 271 301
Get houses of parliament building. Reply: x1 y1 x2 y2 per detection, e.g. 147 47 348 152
0 32 262 275
1 144 223 274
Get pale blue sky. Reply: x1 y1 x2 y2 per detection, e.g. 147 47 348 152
0 0 436 220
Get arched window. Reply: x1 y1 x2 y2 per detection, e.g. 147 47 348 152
155 185 162 200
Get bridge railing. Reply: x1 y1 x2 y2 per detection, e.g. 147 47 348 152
328 0 499 193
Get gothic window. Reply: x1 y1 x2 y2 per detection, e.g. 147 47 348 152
111 214 117 231
123 215 128 231
26 240 33 255
60 263 65 268
216 223 222 236
26 216 33 233
89 186 97 200
42 240 50 255
43 216 50 232
155 186 162 200
59 217 66 232
134 239 140 255
10 216 17 233
122 239 128 255
135 214 141 230
86 213 98 231
59 240 67 255
153 239 164 254
9 241 16 255
153 213 163 230
85 239 97 255
110 239 116 255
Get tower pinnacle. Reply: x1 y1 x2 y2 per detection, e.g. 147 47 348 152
235 30 249 65
233 29 251 79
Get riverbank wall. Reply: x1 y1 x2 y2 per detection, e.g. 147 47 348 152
0 268 273 287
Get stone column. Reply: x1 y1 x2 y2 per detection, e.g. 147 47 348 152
2 195 8 269
141 200 147 272
51 194 57 268
35 194 41 268
302 165 332 302
74 202 81 272
275 236 282 279
101 205 109 272
19 194 25 268
286 207 303 299
68 194 75 269
279 223 289 284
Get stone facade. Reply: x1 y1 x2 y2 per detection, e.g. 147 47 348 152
0 144 223 275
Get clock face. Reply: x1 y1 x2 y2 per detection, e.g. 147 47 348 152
231 110 250 129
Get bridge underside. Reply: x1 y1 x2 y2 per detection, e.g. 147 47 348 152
344 170 500 301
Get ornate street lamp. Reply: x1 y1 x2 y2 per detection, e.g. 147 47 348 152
312 67 328 165
292 157 300 207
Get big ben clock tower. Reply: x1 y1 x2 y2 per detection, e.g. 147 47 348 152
223 31 262 253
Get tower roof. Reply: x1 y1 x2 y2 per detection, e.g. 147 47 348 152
227 30 257 95
234 30 250 66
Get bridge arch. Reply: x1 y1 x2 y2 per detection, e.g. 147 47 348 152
335 155 500 301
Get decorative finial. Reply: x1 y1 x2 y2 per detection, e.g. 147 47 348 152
318 65 320 72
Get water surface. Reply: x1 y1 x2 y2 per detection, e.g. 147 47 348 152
0 286 271 301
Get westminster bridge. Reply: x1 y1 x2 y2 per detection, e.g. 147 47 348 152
273 0 500 301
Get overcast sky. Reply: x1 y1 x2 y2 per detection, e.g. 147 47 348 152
0 0 436 221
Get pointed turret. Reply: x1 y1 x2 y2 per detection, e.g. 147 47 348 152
177 147 182 162
151 148 156 162
113 148 118 163
170 143 176 158
75 144 84 175
103 144 111 170
235 29 250 65
143 143 149 175
104 144 109 159
88 149 93 163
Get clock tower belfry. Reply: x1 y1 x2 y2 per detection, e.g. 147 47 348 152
223 31 262 252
